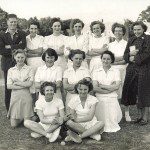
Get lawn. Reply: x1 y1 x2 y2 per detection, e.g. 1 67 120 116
0 81 150 150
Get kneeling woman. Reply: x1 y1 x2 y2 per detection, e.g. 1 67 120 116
92 50 122 132
66 79 104 142
24 82 65 142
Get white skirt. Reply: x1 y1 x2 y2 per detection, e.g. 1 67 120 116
96 96 122 132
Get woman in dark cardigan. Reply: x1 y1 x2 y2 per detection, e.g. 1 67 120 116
121 21 150 125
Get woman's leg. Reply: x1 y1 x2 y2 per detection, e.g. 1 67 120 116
142 107 149 121
80 122 104 139
46 124 60 133
11 118 23 128
125 105 131 121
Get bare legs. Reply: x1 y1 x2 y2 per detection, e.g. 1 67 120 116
125 105 131 122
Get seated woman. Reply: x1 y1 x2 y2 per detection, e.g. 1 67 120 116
24 82 65 143
65 79 104 142
63 49 91 111
92 50 122 132
7 49 34 127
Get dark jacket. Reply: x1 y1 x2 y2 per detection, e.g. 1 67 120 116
0 29 26 71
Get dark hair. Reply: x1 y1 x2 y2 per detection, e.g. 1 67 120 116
40 82 56 95
74 78 93 94
7 14 17 20
90 21 105 33
13 49 27 58
50 17 63 28
68 49 86 61
71 19 84 29
111 23 126 36
101 50 115 63
131 21 147 32
42 48 58 61
29 21 40 29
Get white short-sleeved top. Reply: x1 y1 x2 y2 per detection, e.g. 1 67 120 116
7 64 34 85
68 95 98 117
65 34 88 55
63 66 90 84
35 98 64 119
43 34 67 53
89 34 109 58
35 65 63 83
108 39 127 57
26 34 44 50
92 67 121 97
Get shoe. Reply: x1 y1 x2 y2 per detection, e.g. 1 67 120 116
132 118 142 124
67 130 82 143
125 115 131 122
139 119 148 126
64 136 72 142
90 134 101 141
31 132 43 138
49 127 61 143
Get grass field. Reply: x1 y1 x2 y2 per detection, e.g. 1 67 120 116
0 80 150 150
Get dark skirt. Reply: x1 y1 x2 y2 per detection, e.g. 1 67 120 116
121 63 138 106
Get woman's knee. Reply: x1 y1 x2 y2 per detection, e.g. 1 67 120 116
66 120 74 127
24 120 32 128
97 121 104 129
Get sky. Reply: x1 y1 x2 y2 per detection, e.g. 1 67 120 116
1 0 150 24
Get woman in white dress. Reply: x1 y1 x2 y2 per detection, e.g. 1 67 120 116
26 21 45 102
7 49 34 127
63 50 91 110
88 21 109 74
65 19 88 68
93 50 122 132
24 82 65 143
35 48 63 100
65 79 104 142
43 18 67 72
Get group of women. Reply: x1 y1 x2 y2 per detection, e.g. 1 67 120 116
6 17 150 143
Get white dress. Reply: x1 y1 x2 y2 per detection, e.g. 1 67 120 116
43 34 67 72
89 34 109 73
92 67 122 132
63 66 91 106
35 97 64 130
65 34 89 68
108 39 127 99
68 94 99 129
35 65 63 99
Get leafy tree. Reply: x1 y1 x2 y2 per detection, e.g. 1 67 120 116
138 6 150 22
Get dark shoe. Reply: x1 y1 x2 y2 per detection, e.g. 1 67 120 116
67 130 82 143
132 118 142 124
139 119 148 126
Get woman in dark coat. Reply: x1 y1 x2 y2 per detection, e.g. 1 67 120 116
121 21 150 125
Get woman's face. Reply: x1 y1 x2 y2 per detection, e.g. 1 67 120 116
72 54 83 68
77 84 89 99
52 21 61 34
44 86 54 102
73 22 83 33
92 24 102 36
14 53 26 65
102 54 112 67
45 53 55 65
133 25 144 37
29 24 38 36
114 27 124 40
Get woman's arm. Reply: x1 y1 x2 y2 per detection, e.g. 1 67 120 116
93 80 111 94
7 84 24 90
13 81 33 88
27 47 43 57
63 78 75 91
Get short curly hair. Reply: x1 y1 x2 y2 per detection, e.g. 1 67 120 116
29 21 40 29
68 49 86 61
131 21 147 33
50 17 63 28
42 48 58 62
101 50 115 63
74 78 93 94
111 23 126 36
71 19 84 29
40 81 56 95
13 49 27 58
90 21 105 33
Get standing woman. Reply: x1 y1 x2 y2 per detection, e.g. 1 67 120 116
63 50 91 110
93 51 122 132
7 49 34 127
43 18 67 72
35 48 62 100
26 21 44 102
65 19 88 68
108 23 127 114
88 21 109 74
122 21 150 125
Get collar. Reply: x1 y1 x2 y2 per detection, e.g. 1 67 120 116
26 34 38 40
98 66 114 72
5 29 18 34
13 64 28 70
114 39 126 43
68 66 86 71
43 64 56 70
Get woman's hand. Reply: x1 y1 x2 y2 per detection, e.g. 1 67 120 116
51 117 63 125
129 50 139 56
129 56 135 62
